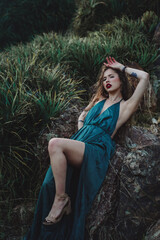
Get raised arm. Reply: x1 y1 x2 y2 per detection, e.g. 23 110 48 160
121 65 149 110
104 57 149 122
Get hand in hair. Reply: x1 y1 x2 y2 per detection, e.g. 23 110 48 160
103 56 125 71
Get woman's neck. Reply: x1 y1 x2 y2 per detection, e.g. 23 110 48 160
108 93 123 102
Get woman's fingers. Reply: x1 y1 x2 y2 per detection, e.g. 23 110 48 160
103 62 109 67
109 56 113 64
106 57 111 64
104 56 117 67
106 56 115 65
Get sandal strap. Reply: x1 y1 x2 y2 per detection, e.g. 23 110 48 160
56 193 70 201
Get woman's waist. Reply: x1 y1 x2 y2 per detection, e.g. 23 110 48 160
83 124 115 152
84 123 111 135
70 123 112 144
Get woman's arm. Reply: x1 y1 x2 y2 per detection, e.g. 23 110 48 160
77 96 105 130
122 66 149 111
78 110 88 130
104 57 149 121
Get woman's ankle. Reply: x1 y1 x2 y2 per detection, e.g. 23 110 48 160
54 193 68 202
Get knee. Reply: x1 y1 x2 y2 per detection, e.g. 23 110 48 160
48 138 61 155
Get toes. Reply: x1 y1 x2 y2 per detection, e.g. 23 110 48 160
45 216 51 222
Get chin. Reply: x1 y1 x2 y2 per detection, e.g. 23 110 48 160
105 88 111 92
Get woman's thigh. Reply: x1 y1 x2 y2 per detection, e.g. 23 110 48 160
49 138 85 167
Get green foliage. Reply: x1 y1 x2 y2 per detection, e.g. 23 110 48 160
72 0 108 37
0 0 75 49
72 0 160 37
0 38 82 203
0 0 159 48
141 11 159 34
74 16 158 78
25 25 157 94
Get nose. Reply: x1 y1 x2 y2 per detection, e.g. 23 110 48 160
105 79 110 83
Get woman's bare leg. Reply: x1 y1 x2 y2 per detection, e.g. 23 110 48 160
45 138 85 221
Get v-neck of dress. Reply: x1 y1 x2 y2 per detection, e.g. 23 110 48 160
95 98 123 119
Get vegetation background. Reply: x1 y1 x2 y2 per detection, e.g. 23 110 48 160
0 0 160 239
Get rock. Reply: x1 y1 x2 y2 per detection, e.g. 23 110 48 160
85 144 126 240
18 101 160 240
145 219 160 240
36 99 85 168
85 126 160 240
152 118 158 124
35 101 160 240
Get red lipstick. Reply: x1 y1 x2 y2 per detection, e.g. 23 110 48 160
106 83 112 89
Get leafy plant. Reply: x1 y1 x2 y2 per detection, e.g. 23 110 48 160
72 0 108 36
0 52 82 201
140 11 159 34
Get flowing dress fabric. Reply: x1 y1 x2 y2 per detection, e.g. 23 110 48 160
24 99 121 240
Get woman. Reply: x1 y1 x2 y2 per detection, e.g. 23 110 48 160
24 57 149 240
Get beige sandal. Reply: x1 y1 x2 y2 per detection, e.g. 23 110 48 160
43 193 71 225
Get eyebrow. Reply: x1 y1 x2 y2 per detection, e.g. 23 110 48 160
103 74 114 78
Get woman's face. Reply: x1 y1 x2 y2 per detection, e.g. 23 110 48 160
102 68 121 93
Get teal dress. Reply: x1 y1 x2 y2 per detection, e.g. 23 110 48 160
24 98 121 240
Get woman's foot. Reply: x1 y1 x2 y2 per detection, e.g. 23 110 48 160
43 193 71 225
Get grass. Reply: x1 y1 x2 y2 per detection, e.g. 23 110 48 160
0 40 83 203
0 46 83 237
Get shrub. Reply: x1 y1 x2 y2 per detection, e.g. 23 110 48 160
0 40 82 202
72 0 109 37
140 11 159 35
72 0 160 37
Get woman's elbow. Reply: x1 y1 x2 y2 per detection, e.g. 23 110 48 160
144 72 150 82
141 72 149 88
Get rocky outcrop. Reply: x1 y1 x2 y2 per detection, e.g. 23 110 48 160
8 103 160 240
36 99 84 168
85 126 160 240
36 104 160 240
